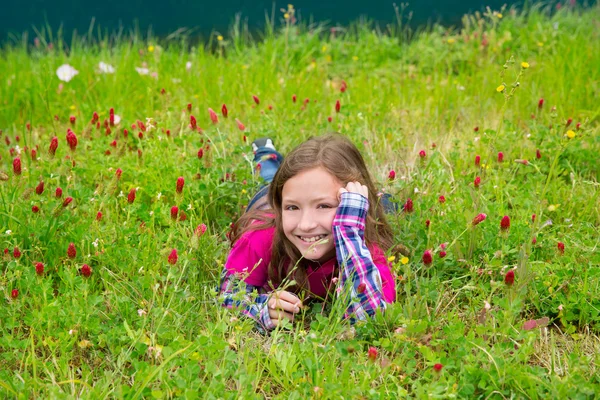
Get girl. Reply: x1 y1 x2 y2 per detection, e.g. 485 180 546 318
219 133 396 331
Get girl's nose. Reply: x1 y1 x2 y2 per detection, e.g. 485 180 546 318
297 210 317 231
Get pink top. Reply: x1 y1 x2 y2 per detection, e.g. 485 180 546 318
224 225 396 303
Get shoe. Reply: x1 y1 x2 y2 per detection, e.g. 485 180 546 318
252 138 276 153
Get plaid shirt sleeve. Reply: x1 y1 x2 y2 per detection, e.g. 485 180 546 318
333 191 386 322
218 267 276 332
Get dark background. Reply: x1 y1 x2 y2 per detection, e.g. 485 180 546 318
1 1 558 44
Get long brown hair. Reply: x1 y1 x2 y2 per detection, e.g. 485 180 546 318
231 133 394 296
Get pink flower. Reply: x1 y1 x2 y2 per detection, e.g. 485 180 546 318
168 249 178 265
419 150 426 159
497 152 504 163
335 99 341 113
500 215 510 231
36 181 44 195
81 264 92 277
66 130 78 151
13 247 21 259
422 250 433 265
538 98 544 109
195 224 207 236
475 155 481 167
566 118 573 127
127 188 136 204
367 346 378 361
13 157 21 175
70 116 76 125
62 197 73 207
197 149 204 159
187 103 192 112
472 213 487 226
388 170 396 180
438 195 446 204
55 187 63 198
425 219 431 228
505 270 515 286
403 198 414 213
532 214 536 223
171 206 179 220
115 168 123 179
439 250 447 258
221 104 228 118
515 159 529 165
557 242 565 255
340 80 347 92
208 108 219 124
67 243 76 258
11 289 19 299
190 115 197 130
35 262 44 276
292 94 297 103
49 136 58 155
474 176 481 188
252 95 260 105
96 211 103 221
235 118 246 131
433 363 443 372
32 205 40 213
536 149 542 159
176 177 185 194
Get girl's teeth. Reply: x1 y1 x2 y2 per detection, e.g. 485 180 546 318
301 235 324 243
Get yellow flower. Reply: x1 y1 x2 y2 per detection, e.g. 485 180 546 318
69 105 76 110
387 256 396 263
447 38 455 44
547 204 560 212
521 61 529 69
537 42 544 47
400 257 409 265
321 45 327 52
241 189 247 194
497 12 503 18
147 45 155 53
352 56 359 61
325 55 332 63
496 85 505 92
284 13 290 19
566 130 576 139
217 35 223 41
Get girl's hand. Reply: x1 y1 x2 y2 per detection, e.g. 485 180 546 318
338 181 369 200
267 290 303 326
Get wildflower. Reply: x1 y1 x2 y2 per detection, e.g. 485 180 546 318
190 115 197 130
475 155 481 167
221 104 228 118
566 118 573 127
176 177 185 194
195 224 207 236
536 149 542 159
66 130 78 151
566 130 576 139
425 219 431 228
171 206 179 220
538 98 544 109
388 170 396 180
531 214 536 223
96 211 102 221
367 346 378 361
11 289 18 299
135 67 150 75
32 205 40 213
474 126 479 132
252 95 260 105
62 197 73 207
515 159 529 165
357 282 366 294
422 250 433 266
557 242 565 255
81 264 92 277
340 80 347 93
532 237 537 245
472 213 487 226
35 262 44 276
208 108 219 124
13 247 21 259
419 150 426 159
69 116 76 125
13 157 22 175
433 363 443 372
148 45 155 52
438 195 446 204
474 176 481 188
168 249 178 265
67 243 77 258
292 94 297 103
439 250 447 258
335 99 341 113
235 118 246 131
56 187 63 198
126 188 140 205
56 64 79 82
403 198 414 213
500 215 510 231
179 211 187 221
35 181 44 195
114 168 123 180
327 116 332 123
521 62 529 69
496 85 505 92
31 148 37 160
497 152 504 163
504 270 515 286
98 61 115 74
197 149 204 159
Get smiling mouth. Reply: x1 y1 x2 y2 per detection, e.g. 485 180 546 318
297 234 327 243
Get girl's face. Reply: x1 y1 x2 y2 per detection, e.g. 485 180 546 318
281 167 342 263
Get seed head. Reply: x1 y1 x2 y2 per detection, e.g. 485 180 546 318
168 248 178 265
176 177 185 194
422 249 433 265
504 270 515 286
67 242 77 258
13 157 21 175
81 264 92 277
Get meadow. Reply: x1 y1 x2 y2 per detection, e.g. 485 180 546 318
1 2 599 398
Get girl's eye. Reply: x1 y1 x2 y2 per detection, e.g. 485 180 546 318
318 204 332 209
284 205 298 211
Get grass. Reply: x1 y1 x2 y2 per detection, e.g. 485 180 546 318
1 2 599 398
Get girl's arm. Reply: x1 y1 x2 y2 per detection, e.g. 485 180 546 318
333 191 387 322
218 267 276 332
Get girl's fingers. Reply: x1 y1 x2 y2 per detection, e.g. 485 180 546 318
269 309 295 322
268 291 302 313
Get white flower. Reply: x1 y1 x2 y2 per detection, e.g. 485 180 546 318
186 61 192 71
187 204 193 210
156 192 162 200
145 118 155 131
5 230 12 235
113 114 121 125
15 145 21 155
90 198 95 202
118 191 124 198
98 61 115 74
172 78 182 84
138 309 147 317
414 188 420 194
149 211 154 216
484 301 491 310
56 64 79 82
92 238 99 248
135 67 150 75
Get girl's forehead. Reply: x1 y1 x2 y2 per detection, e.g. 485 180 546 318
282 167 342 199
